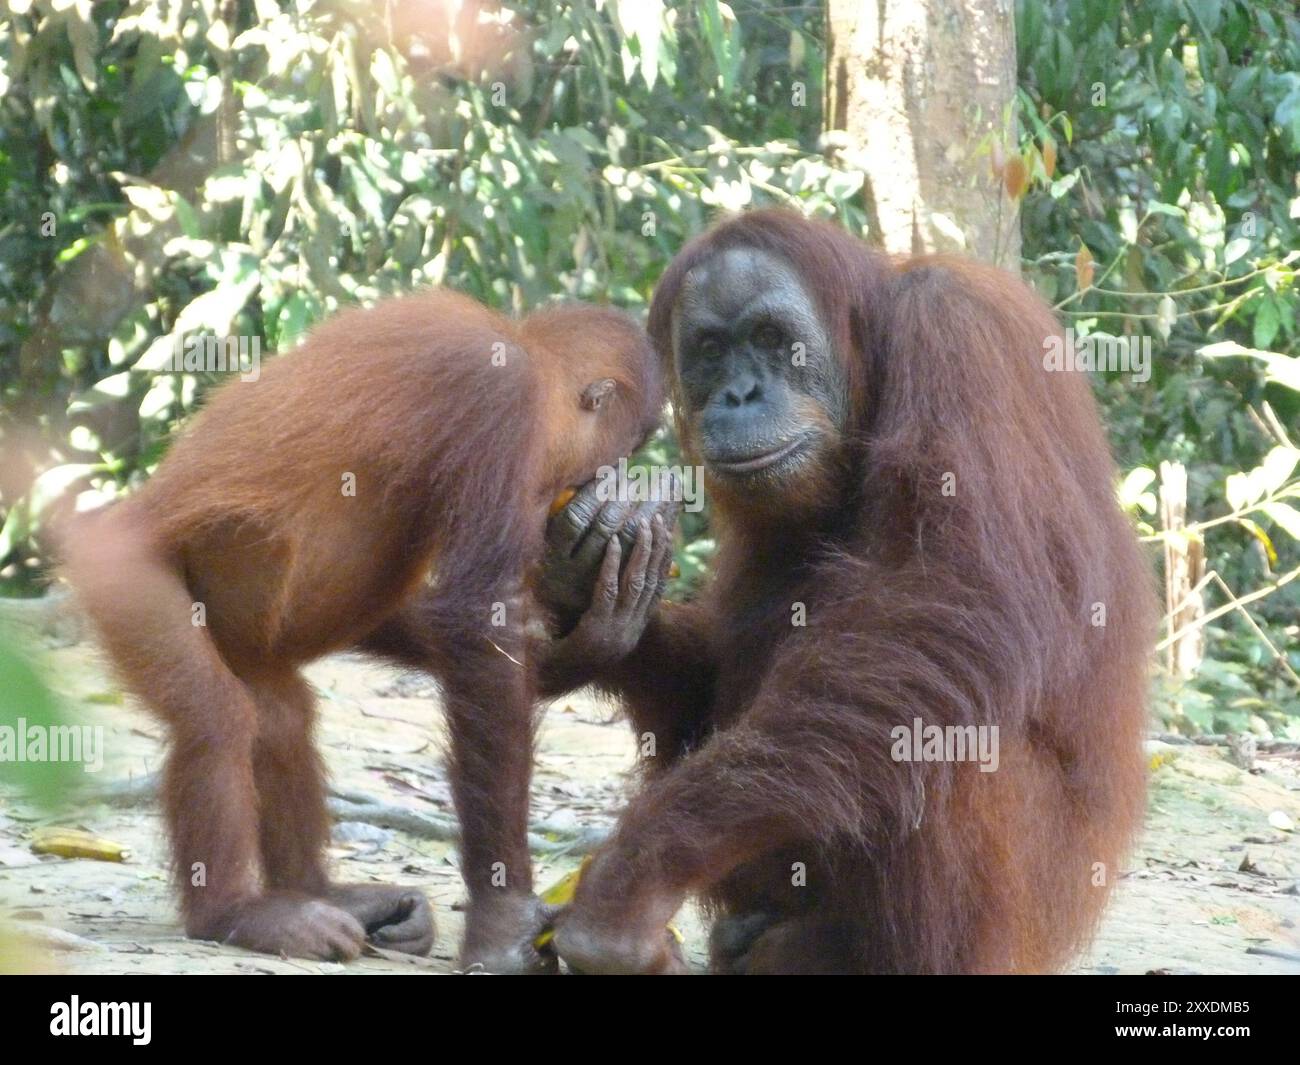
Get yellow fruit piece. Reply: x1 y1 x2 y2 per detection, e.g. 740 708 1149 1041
533 855 682 950
549 487 577 517
31 827 131 862
535 856 592 947
540 855 593 906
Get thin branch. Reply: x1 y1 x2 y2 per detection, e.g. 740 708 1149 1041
1140 495 1300 542
1153 564 1300 652
1207 572 1300 691
1165 567 1216 620
1086 261 1286 300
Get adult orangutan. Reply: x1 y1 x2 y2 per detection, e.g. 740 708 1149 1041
61 290 665 972
534 209 1155 974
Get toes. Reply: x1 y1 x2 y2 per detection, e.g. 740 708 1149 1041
371 918 435 956
462 944 559 975
372 934 435 957
302 901 365 961
366 892 434 955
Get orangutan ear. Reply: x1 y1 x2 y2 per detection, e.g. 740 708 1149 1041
580 378 617 411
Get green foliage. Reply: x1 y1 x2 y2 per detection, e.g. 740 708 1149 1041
0 0 852 593
1018 0 1300 733
0 627 76 804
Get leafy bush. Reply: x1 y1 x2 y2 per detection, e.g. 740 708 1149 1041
1015 0 1300 733
0 0 856 594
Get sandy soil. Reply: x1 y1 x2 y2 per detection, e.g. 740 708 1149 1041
1 636 1297 975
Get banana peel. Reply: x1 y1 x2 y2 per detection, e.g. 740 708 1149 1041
31 827 131 862
534 855 683 949
534 856 591 948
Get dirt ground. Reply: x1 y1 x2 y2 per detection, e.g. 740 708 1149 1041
2 635 1298 975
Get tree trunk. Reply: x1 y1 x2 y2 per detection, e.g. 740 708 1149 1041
826 0 1019 267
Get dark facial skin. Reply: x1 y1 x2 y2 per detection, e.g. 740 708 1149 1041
671 246 846 486
532 246 849 723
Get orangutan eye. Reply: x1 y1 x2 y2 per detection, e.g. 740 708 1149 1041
697 336 721 358
753 324 783 349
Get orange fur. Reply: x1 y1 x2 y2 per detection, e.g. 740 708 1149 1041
60 290 662 962
572 210 1154 973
